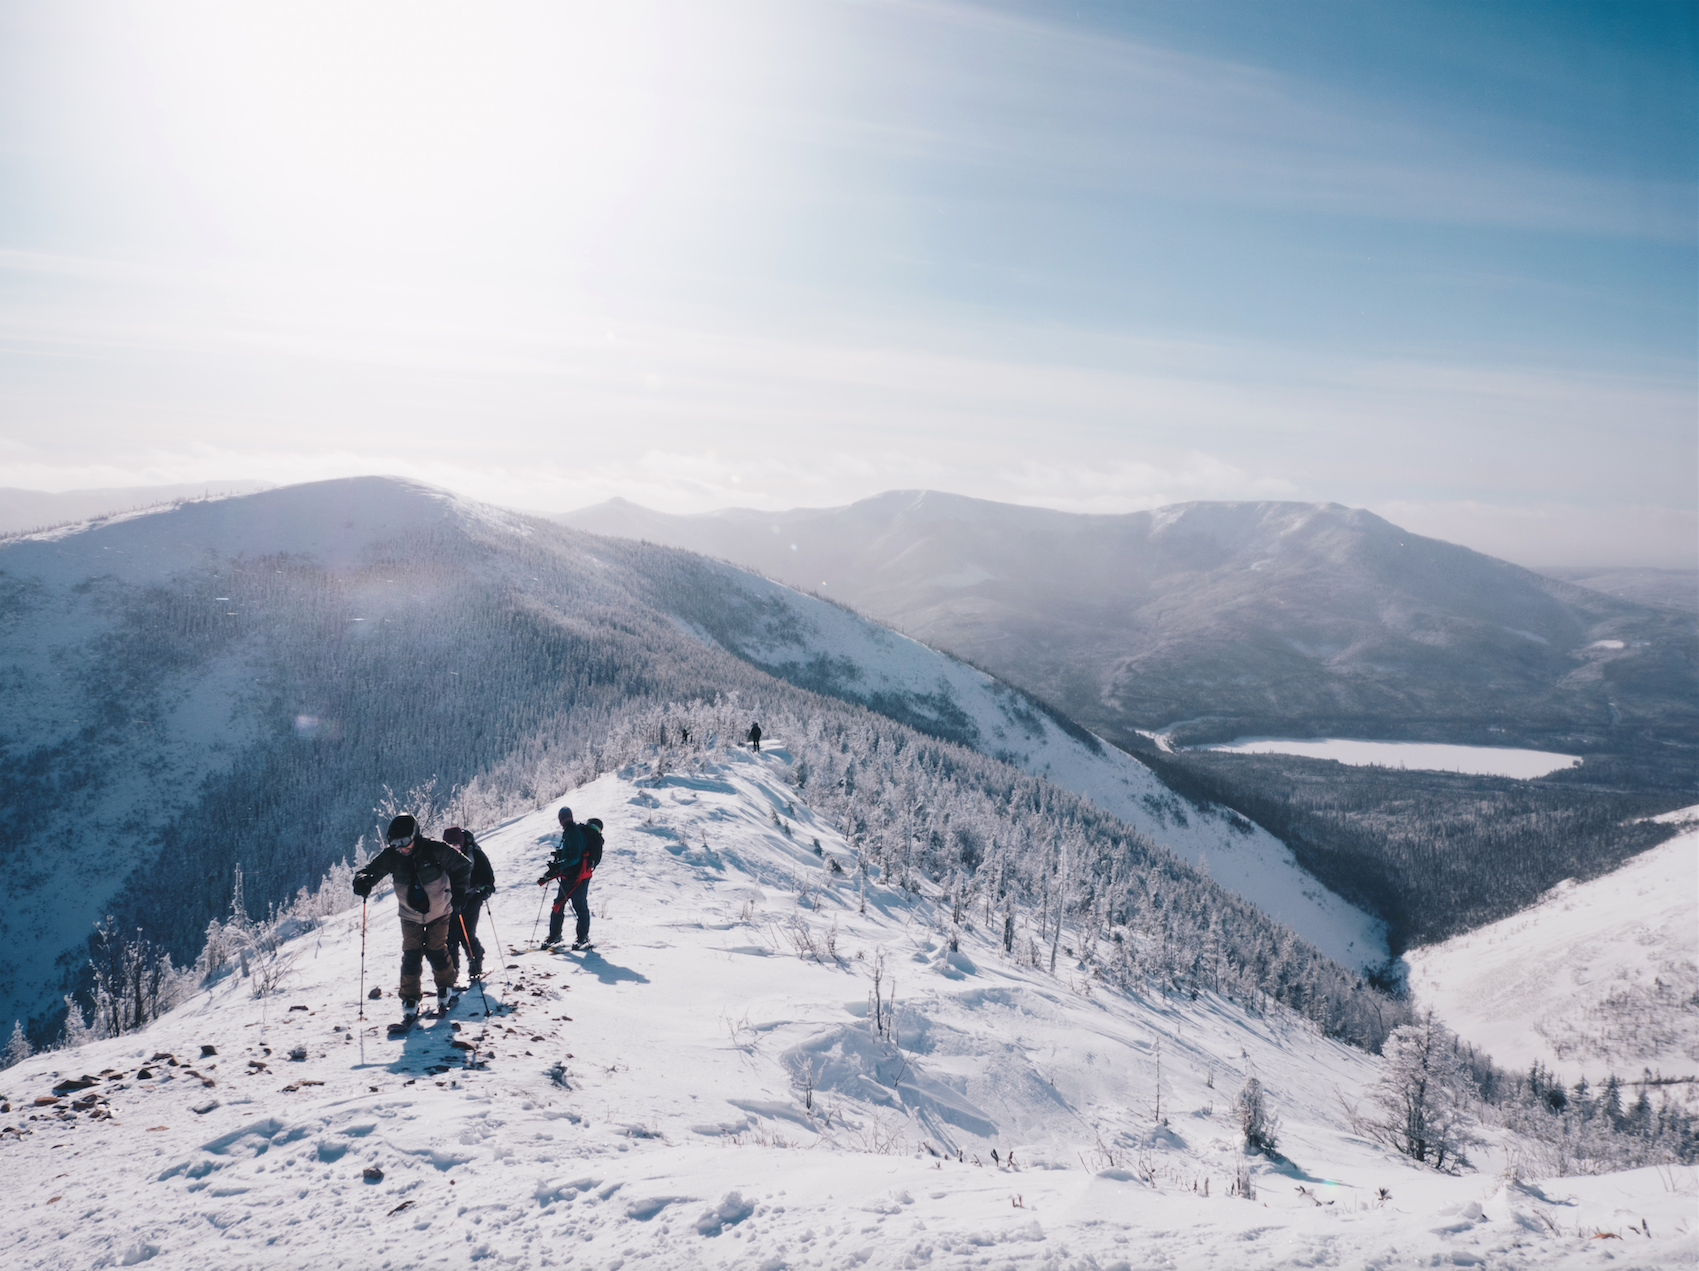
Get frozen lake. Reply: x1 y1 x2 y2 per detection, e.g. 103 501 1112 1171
1196 737 1582 779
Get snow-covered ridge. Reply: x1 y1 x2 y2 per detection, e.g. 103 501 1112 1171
1406 814 1699 1084
2 475 521 580
6 746 1686 1269
683 565 1388 970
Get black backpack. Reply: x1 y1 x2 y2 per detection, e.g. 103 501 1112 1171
585 818 604 870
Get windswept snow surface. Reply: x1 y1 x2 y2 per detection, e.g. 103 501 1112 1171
4 745 1688 1270
707 572 1388 971
1196 739 1582 781
1406 810 1699 1084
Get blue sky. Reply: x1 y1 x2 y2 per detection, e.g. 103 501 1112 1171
0 0 1692 565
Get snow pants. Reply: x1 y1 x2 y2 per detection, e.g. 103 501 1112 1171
548 877 591 945
449 904 485 978
399 914 455 1000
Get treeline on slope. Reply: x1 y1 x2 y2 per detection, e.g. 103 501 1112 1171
1343 1011 1697 1173
32 691 1409 1063
1484 1059 1699 1171
1444 1027 1699 1171
1135 749 1689 952
465 696 1409 1053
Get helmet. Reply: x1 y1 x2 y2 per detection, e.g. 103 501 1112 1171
588 817 603 830
557 807 573 826
386 814 418 847
442 826 464 847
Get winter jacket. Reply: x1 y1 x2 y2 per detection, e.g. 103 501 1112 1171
355 836 471 924
541 822 603 887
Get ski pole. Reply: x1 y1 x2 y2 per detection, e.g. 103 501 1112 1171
358 899 368 1020
459 909 491 1017
530 883 548 942
484 898 512 999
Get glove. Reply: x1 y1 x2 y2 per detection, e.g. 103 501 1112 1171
352 875 373 899
451 893 466 915
536 875 550 887
474 885 494 900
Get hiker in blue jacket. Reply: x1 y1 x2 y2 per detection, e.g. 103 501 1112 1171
537 807 604 950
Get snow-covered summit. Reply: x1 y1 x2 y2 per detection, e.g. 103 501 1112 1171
3 476 525 582
5 745 1688 1269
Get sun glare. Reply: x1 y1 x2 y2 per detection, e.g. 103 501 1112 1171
52 3 765 270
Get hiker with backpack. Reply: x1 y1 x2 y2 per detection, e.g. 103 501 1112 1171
748 721 762 752
442 826 495 981
537 807 604 950
352 814 472 1024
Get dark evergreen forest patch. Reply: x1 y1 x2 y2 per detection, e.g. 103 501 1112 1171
1135 748 1692 953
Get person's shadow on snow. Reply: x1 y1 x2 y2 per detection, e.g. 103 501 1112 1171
349 1011 477 1077
568 950 650 985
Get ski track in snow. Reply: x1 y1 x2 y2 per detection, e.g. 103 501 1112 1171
3 747 1687 1270
1406 811 1699 1084
725 573 1388 971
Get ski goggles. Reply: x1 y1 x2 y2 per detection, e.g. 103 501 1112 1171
388 832 416 850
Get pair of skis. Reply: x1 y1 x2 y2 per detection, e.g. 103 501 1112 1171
513 940 595 955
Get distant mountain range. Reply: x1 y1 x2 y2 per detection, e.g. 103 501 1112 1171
1537 566 1698 615
558 492 1699 762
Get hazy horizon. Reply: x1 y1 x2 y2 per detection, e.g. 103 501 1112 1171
10 475 1698 576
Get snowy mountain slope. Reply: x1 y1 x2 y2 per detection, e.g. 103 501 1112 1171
0 479 546 1031
0 474 1381 1053
5 743 1688 1270
641 558 1388 971
1406 810 1699 1084
1 477 789 1037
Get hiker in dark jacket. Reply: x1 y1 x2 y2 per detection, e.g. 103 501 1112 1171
748 721 762 752
537 807 604 949
353 814 472 1020
443 826 495 980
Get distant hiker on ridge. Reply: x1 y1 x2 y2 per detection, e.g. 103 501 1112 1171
352 814 472 1024
538 807 605 950
443 826 495 981
748 721 762 752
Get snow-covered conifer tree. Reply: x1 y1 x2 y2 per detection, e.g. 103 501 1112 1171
1237 1073 1280 1154
2 1020 30 1068
61 995 98 1048
1360 1009 1480 1170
